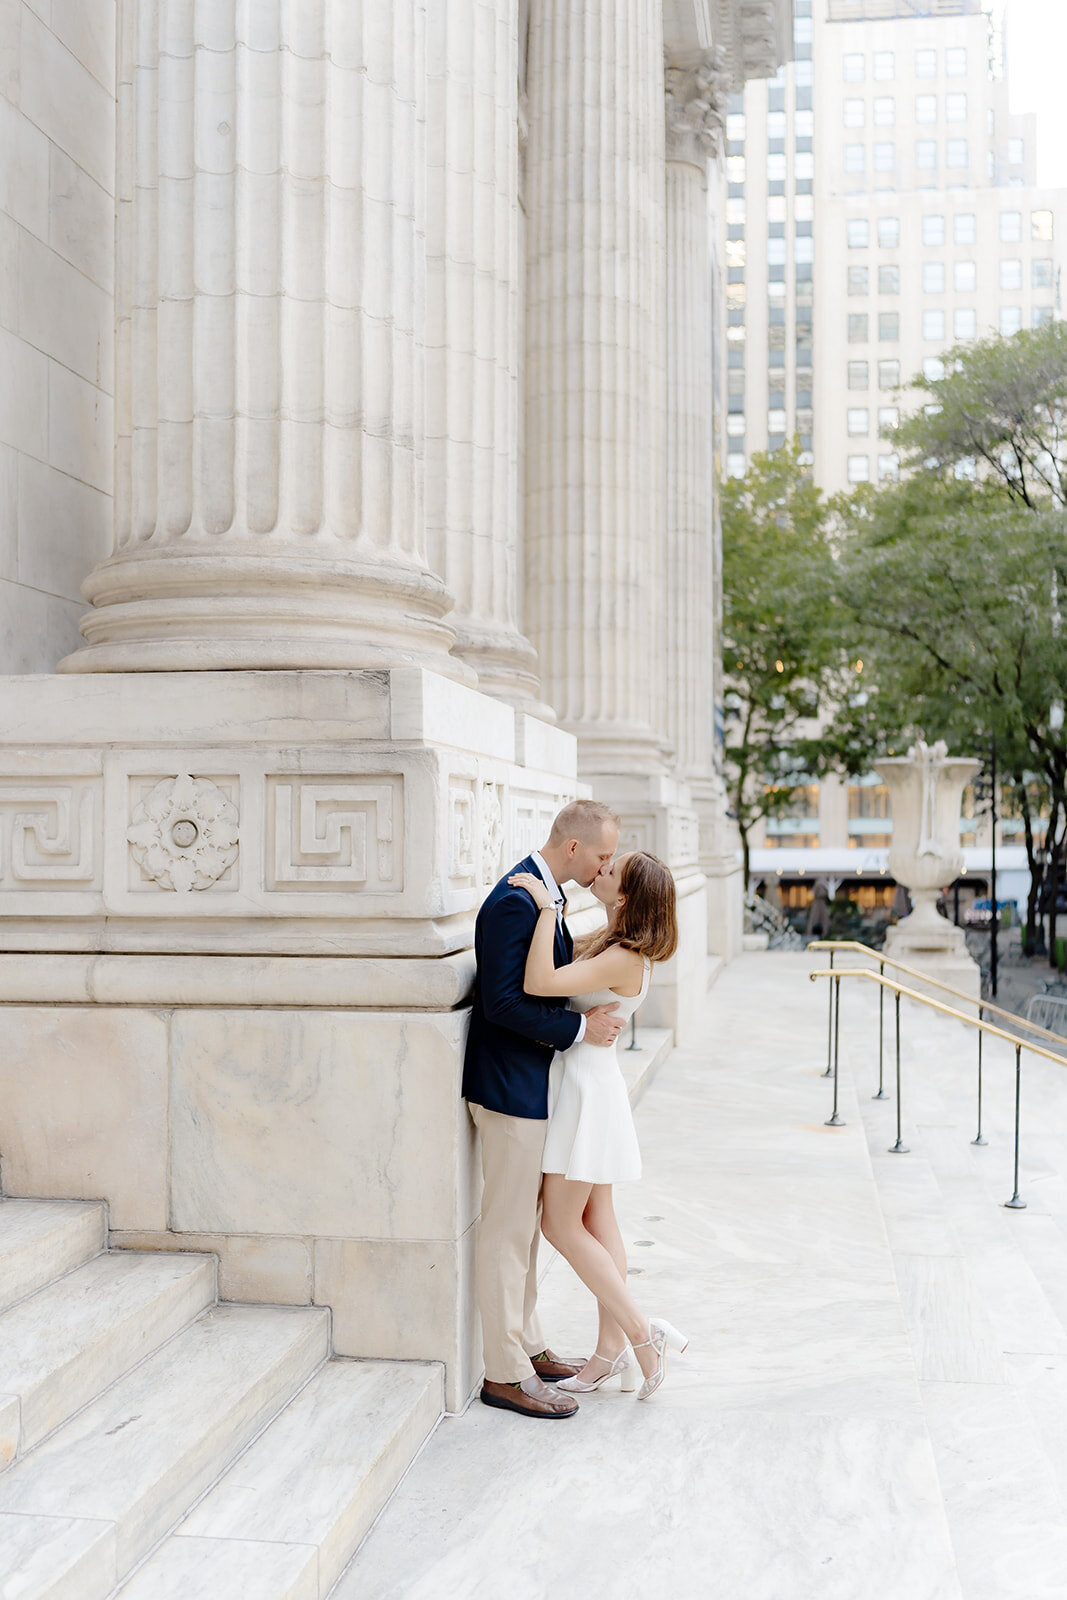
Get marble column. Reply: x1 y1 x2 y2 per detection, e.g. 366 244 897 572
424 0 546 712
523 0 668 776
665 48 742 962
664 50 725 784
61 0 462 675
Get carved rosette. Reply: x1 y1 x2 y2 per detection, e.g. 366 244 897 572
664 47 729 169
128 774 239 893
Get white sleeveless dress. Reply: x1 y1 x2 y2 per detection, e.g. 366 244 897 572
541 957 651 1185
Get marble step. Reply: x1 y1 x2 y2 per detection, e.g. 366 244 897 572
0 1198 107 1316
119 1359 443 1600
0 1303 330 1600
0 1251 217 1469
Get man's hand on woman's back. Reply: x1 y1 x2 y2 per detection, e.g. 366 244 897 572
584 1003 623 1047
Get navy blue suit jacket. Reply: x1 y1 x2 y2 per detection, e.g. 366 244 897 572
462 855 583 1120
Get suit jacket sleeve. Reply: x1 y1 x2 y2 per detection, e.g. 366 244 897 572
479 893 583 1050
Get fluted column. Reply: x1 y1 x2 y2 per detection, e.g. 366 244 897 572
524 0 667 775
664 50 726 780
62 0 463 675
424 0 546 712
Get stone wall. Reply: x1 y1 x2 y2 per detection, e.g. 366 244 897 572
0 0 114 669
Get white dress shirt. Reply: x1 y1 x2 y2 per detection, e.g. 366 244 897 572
530 850 586 1044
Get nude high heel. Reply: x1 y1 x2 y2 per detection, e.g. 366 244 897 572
557 1349 637 1393
631 1317 689 1401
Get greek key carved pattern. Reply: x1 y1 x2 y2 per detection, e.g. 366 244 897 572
268 777 401 890
0 784 100 887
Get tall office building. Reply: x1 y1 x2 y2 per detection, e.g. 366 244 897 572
740 0 1067 909
726 0 1067 494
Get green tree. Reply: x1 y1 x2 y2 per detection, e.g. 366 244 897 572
721 443 877 884
833 471 1067 952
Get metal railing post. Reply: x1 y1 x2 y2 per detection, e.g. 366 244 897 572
823 949 836 1075
874 959 888 1099
972 1005 987 1146
889 990 909 1153
1004 1042 1027 1210
825 976 844 1126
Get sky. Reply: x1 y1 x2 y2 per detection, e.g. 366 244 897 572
1002 0 1067 189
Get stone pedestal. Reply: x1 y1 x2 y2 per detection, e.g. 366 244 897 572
877 742 981 1005
0 669 581 1410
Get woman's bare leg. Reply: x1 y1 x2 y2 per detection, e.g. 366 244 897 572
542 1174 657 1378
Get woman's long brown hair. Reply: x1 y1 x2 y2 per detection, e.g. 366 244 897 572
577 851 678 965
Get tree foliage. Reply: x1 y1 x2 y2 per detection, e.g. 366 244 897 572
720 443 876 880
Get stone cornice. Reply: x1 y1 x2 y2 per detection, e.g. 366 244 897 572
707 0 793 88
664 48 729 167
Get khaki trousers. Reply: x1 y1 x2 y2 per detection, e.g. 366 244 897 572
469 1103 548 1383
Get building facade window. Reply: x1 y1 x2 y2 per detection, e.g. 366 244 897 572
879 264 899 293
1008 137 1024 165
915 50 936 79
848 313 869 342
923 309 945 340
946 46 967 76
877 216 899 248
923 357 945 381
1000 259 1022 289
923 262 945 292
726 414 745 436
946 93 967 122
1033 210 1054 240
795 109 814 139
874 142 895 172
878 453 900 482
726 156 746 184
1000 306 1022 335
916 140 937 170
848 360 869 390
915 95 937 125
954 213 976 244
878 359 900 389
843 53 864 82
795 236 814 264
726 112 745 141
954 260 976 291
843 98 864 128
767 153 787 182
946 139 968 169
1033 258 1054 288
847 455 870 483
847 407 869 435
878 406 899 431
923 214 945 245
848 265 868 294
874 97 895 126
844 144 865 174
1033 306 1054 328
954 308 976 339
727 453 745 478
847 218 869 248
879 311 900 341
873 51 894 81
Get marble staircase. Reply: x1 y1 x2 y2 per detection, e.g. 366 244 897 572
831 971 1067 1599
0 1196 443 1600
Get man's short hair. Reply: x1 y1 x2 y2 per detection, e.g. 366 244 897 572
548 799 620 846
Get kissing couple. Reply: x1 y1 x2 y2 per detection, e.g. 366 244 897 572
462 799 689 1419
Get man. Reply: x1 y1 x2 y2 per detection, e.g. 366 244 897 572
463 799 624 1419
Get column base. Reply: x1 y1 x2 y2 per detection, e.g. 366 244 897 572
60 546 473 680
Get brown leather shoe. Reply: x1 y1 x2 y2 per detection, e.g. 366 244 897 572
480 1376 579 1418
530 1348 584 1383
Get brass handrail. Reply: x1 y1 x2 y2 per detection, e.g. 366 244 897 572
807 968 1067 1068
808 965 1067 1209
807 938 1067 1052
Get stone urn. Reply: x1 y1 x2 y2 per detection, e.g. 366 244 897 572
875 740 981 1001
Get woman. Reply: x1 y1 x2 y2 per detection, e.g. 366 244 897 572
507 851 688 1400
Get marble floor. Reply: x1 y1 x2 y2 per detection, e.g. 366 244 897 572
332 948 1067 1600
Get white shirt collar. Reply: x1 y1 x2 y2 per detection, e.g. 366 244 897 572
531 850 564 905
